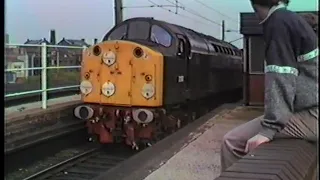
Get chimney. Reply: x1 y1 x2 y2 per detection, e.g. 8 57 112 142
50 29 56 44
94 38 98 44
81 38 85 42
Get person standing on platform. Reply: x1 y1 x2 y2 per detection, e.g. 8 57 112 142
220 0 318 171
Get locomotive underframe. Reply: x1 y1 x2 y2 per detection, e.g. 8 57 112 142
75 103 194 150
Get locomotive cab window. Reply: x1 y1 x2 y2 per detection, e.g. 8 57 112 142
107 24 128 40
151 25 172 47
128 21 150 40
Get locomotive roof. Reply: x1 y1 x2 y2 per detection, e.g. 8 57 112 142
123 17 239 49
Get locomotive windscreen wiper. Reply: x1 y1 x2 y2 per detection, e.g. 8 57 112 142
120 33 127 40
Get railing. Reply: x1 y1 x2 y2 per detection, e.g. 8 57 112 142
5 43 86 109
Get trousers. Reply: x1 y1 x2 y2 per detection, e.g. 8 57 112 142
220 108 318 171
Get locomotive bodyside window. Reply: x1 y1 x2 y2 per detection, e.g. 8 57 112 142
212 44 219 52
220 47 225 54
228 48 233 55
128 21 150 40
107 24 128 40
215 46 220 53
222 47 227 54
207 42 215 53
151 25 172 47
226 48 231 55
230 49 235 56
229 48 233 55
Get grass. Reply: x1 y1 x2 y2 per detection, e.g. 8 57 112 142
23 70 80 87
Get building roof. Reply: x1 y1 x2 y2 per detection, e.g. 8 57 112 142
58 38 90 47
24 38 51 45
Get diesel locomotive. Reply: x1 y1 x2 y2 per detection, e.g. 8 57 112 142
74 17 243 150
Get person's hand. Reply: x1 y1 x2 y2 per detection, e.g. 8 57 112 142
245 134 270 153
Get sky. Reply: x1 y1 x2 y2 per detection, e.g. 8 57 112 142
5 0 318 48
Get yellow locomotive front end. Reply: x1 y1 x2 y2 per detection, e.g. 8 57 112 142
80 40 164 106
74 40 166 149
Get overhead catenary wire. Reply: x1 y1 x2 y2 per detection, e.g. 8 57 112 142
149 0 222 26
228 37 243 43
122 0 183 10
122 5 178 9
192 0 239 24
147 0 213 27
124 0 222 27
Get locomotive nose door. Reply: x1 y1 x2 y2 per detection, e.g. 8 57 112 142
99 42 132 106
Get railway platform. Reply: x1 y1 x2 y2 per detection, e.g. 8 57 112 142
94 103 317 180
143 105 262 180
94 103 263 180
5 94 81 124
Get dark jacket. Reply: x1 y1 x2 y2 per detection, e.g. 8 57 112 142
259 7 318 140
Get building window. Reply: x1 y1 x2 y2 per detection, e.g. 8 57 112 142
14 65 22 72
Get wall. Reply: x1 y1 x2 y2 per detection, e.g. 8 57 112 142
242 35 266 105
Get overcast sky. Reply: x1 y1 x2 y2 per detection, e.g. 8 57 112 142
5 0 318 48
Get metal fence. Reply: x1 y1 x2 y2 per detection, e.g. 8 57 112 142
5 43 86 109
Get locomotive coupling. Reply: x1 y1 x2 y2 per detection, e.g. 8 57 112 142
74 105 94 120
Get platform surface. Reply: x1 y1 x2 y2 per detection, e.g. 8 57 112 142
5 94 81 122
144 105 263 180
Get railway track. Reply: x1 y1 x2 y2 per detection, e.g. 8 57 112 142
22 145 134 180
5 89 242 180
5 120 87 177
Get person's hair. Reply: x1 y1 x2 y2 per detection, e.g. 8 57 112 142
250 0 290 7
301 13 318 28
301 13 318 34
